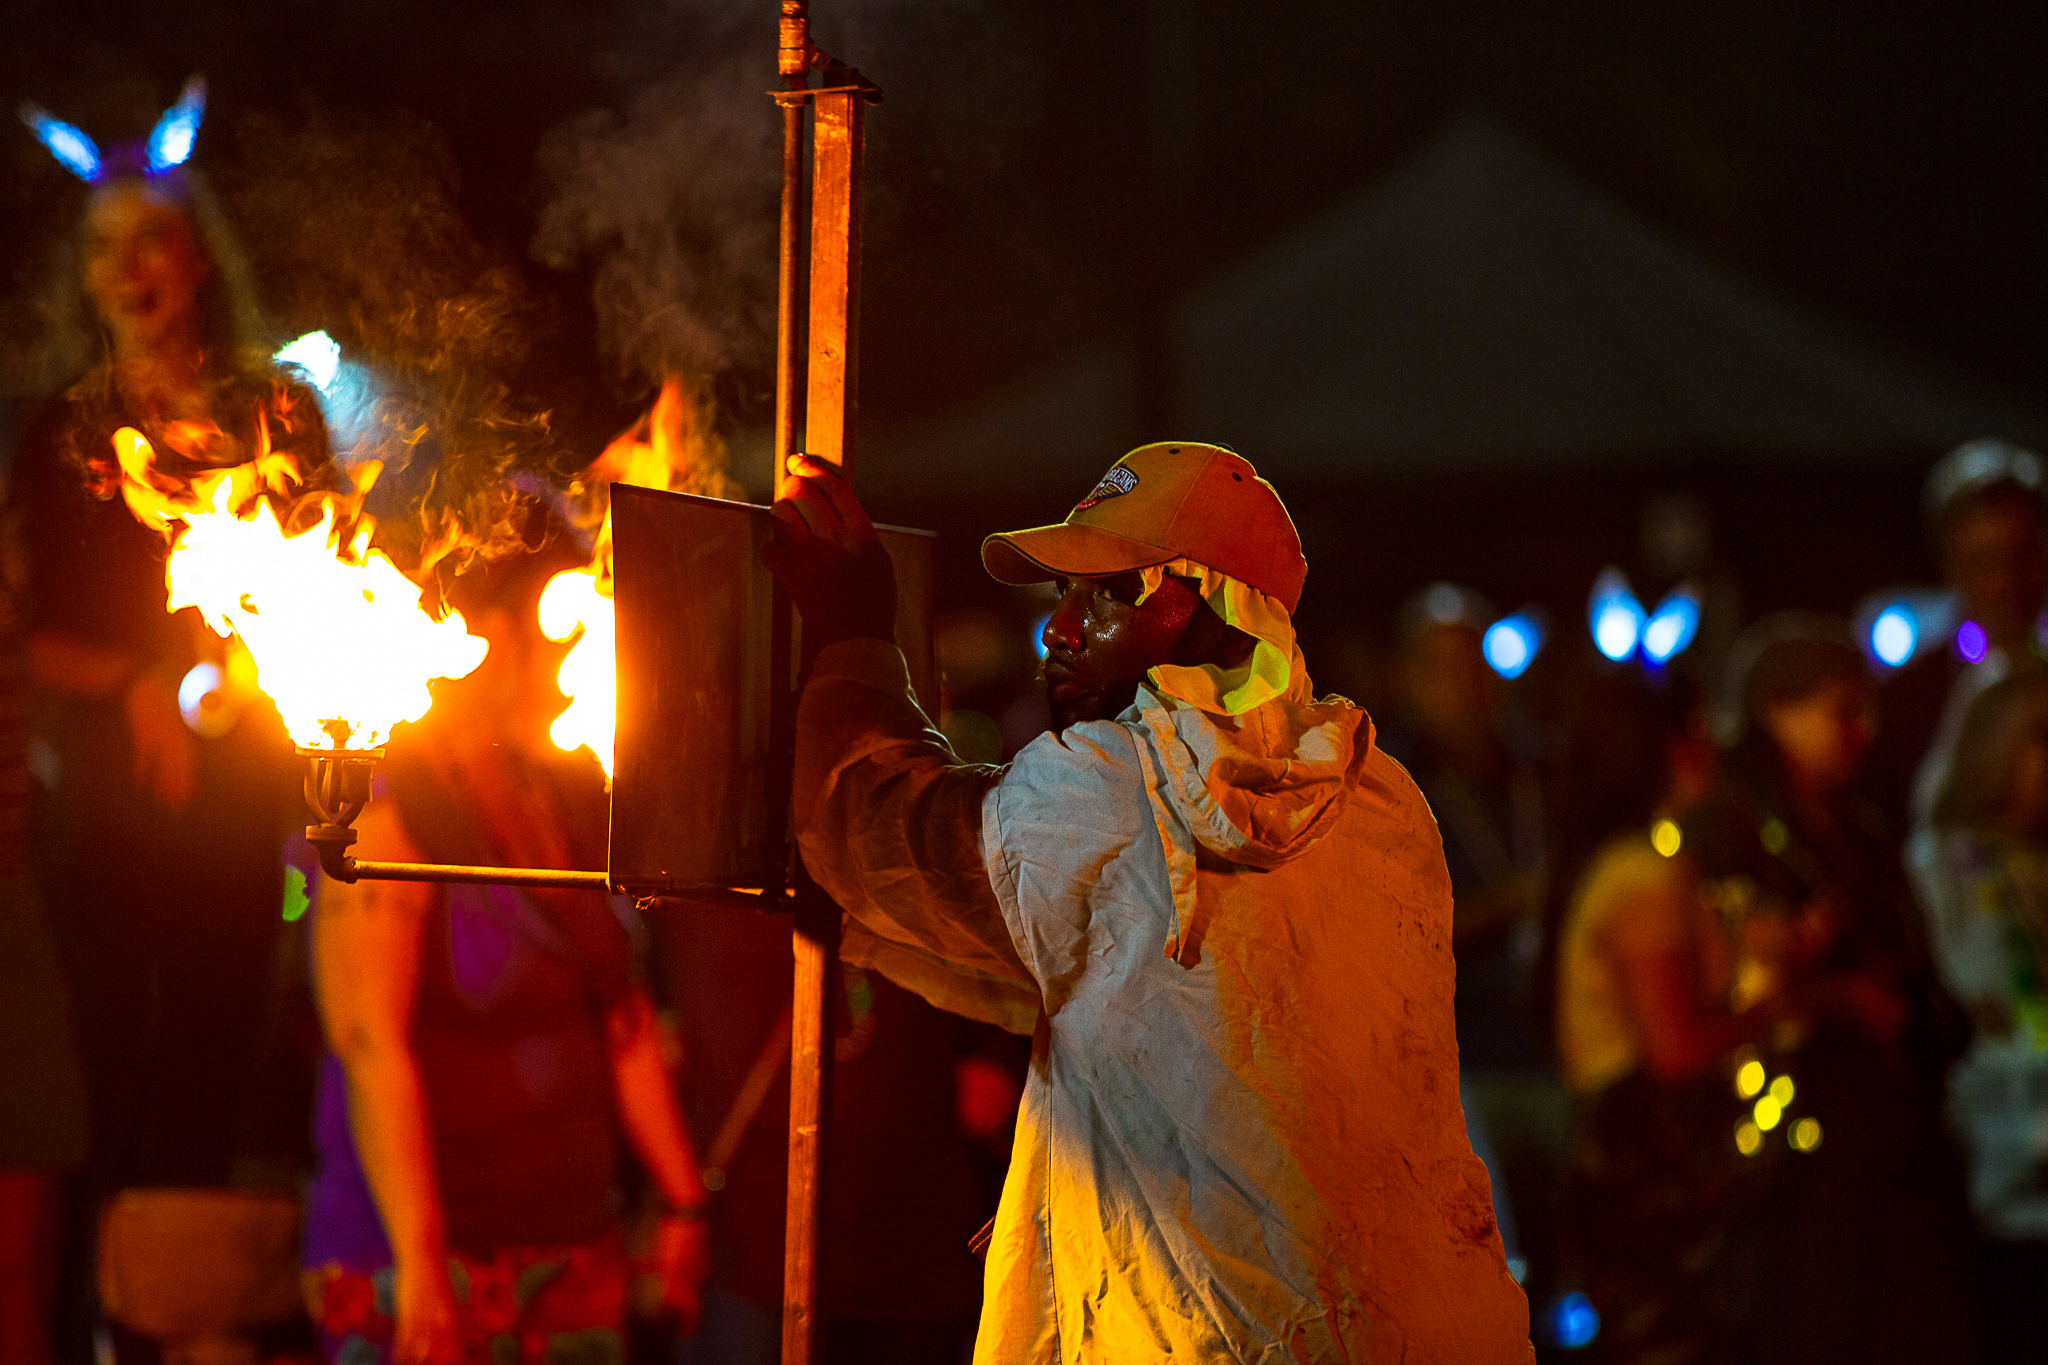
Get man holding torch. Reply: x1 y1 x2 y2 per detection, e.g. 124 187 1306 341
765 442 1531 1363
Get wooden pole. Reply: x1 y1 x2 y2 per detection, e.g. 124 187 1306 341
802 87 864 478
781 78 869 1365
772 0 877 1352
781 875 836 1365
771 8 822 1363
773 0 810 500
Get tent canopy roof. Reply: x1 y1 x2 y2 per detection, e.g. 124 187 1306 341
869 118 2040 496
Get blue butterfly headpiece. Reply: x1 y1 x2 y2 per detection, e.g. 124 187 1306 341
19 76 206 184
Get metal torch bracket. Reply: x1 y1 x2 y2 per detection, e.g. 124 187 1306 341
296 749 798 912
299 747 617 893
301 747 378 881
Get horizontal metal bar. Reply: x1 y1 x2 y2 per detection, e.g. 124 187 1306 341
346 859 615 891
334 859 795 909
640 885 795 911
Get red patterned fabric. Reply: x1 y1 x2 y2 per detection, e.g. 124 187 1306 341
304 1233 630 1365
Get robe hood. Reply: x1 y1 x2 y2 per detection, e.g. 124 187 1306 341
1126 657 1374 961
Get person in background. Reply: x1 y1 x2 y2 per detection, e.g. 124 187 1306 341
0 407 90 1365
1684 615 1978 1365
1868 438 2045 829
304 557 709 1365
1907 672 2048 1364
1379 583 1564 1298
9 87 331 1361
1545 664 1773 1363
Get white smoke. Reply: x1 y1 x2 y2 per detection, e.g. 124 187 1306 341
531 6 779 384
529 0 1033 390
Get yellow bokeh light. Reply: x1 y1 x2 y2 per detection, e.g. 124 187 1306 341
1790 1117 1823 1152
1768 1075 1795 1106
1735 1121 1762 1156
1651 819 1683 858
1735 1059 1766 1099
1753 1095 1783 1130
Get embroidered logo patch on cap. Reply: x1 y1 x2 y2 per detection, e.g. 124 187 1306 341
1072 463 1139 514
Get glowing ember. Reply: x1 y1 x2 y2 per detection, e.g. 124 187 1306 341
537 568 615 778
117 426 488 751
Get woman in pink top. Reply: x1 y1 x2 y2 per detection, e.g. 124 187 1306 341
303 563 709 1365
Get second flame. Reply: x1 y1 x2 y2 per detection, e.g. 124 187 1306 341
542 377 741 778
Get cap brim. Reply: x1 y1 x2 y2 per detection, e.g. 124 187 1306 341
980 523 1174 586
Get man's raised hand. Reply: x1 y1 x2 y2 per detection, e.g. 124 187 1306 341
764 454 899 648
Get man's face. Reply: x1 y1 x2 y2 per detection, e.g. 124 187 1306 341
1040 572 1200 730
1945 497 2047 652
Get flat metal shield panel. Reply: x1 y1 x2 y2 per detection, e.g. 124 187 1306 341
608 485 934 892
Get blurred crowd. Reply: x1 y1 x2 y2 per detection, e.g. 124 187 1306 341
4 80 2046 1365
1356 436 2048 1365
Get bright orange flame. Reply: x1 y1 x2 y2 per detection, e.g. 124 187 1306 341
543 378 741 774
537 568 614 778
116 426 488 751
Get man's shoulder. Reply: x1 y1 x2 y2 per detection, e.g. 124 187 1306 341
1351 740 1440 828
1310 741 1454 904
1003 716 1144 799
990 718 1176 870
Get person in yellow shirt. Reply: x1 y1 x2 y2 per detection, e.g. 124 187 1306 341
1547 667 1768 1361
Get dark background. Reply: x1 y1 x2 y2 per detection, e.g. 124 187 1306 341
4 0 2044 708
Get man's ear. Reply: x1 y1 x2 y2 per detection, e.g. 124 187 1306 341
1174 598 1257 671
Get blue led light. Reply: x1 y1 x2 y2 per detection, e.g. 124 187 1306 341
20 106 102 182
1957 620 1989 664
274 331 342 395
146 77 206 174
1593 603 1641 661
1031 614 1050 661
1482 613 1542 680
1588 569 1645 663
1549 1291 1600 1350
1870 605 1918 668
1641 587 1701 664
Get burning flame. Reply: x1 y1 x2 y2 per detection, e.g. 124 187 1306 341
115 425 488 751
537 568 614 777
541 378 741 777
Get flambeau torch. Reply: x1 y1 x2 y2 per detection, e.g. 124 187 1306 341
289 10 896 1364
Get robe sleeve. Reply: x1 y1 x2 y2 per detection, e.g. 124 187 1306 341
793 637 1043 1034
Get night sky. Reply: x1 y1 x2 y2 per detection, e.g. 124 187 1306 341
4 0 2045 657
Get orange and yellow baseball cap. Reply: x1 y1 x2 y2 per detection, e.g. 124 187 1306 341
980 442 1307 613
